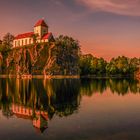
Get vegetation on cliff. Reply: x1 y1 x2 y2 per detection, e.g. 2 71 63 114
0 33 139 77
0 34 80 76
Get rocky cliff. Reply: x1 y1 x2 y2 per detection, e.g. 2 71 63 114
0 42 79 76
1 43 56 75
136 68 140 79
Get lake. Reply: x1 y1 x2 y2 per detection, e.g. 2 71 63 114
0 78 140 140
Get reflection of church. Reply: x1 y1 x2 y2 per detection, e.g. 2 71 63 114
12 104 48 133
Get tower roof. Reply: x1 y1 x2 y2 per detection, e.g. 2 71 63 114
34 19 48 27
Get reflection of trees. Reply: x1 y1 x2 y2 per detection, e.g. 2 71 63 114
80 79 107 96
0 79 13 118
0 78 81 119
80 78 140 96
51 79 81 117
107 79 140 95
0 78 140 119
107 79 130 95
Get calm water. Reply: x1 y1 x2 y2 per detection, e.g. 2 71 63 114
0 78 140 140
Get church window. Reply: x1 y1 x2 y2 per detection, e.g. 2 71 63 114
29 39 31 44
25 39 27 45
22 40 23 46
18 41 20 46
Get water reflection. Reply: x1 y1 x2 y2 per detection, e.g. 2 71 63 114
0 78 140 133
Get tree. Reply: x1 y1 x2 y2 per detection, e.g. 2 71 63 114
32 34 38 44
97 58 107 74
55 35 80 75
2 33 14 49
79 54 93 75
79 54 107 75
105 56 140 76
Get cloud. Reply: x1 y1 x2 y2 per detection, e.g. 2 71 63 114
77 0 140 16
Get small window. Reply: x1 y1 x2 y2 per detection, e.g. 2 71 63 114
18 41 20 46
25 39 27 45
29 39 31 44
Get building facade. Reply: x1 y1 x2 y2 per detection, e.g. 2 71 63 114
13 19 53 48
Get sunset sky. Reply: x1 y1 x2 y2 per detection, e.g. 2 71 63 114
0 0 140 60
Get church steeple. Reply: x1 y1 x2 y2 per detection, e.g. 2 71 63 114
34 19 48 28
34 19 48 38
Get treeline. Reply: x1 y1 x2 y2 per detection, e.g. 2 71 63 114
79 54 140 76
0 33 140 76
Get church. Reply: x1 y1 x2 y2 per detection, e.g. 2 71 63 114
13 19 53 47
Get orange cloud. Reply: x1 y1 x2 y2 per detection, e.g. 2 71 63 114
77 0 140 16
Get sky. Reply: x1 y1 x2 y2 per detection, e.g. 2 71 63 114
0 0 140 60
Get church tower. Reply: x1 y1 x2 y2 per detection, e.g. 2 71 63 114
34 19 48 39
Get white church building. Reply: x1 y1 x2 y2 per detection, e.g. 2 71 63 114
13 19 53 48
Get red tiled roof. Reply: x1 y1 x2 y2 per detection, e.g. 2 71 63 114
15 32 34 39
42 32 52 40
34 19 48 27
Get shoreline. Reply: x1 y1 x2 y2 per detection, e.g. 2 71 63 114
0 75 80 79
0 74 137 79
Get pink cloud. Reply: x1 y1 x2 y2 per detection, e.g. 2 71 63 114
77 0 140 16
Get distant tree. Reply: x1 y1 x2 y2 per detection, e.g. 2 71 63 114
106 56 140 76
97 58 107 74
2 33 14 49
79 54 107 75
129 57 140 73
79 54 94 75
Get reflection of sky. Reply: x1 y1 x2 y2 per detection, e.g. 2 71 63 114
1 91 140 140
0 111 41 140
0 0 140 60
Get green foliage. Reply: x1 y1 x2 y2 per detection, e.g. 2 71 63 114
80 55 140 76
0 33 139 77
55 35 80 75
0 44 10 52
79 54 107 75
106 56 140 76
